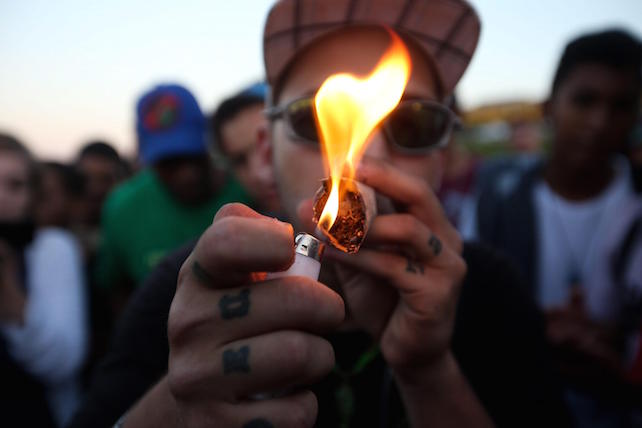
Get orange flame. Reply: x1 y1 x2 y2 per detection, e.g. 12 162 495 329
314 30 411 231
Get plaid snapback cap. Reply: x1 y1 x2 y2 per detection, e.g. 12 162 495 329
263 0 481 96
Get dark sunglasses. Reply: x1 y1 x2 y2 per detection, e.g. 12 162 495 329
265 97 460 154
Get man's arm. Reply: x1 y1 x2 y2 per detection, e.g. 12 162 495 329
121 378 180 428
78 203 345 428
394 353 493 428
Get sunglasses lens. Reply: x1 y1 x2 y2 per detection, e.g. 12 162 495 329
387 102 451 150
286 98 319 144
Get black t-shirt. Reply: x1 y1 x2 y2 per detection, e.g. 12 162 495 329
70 242 571 428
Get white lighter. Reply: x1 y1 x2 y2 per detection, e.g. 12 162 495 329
266 233 325 280
252 233 324 401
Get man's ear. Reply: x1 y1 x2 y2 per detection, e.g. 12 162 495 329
256 121 274 174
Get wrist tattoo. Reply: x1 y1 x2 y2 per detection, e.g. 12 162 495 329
219 288 250 319
223 345 250 374
428 234 442 256
243 419 274 428
192 261 214 284
405 257 425 275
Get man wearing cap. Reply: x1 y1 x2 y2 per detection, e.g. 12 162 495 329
94 84 251 301
72 2 570 427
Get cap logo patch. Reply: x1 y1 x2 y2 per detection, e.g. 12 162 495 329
143 93 180 131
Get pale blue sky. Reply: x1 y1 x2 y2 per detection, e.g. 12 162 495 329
1 0 641 159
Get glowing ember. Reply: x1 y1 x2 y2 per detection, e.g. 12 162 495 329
314 29 411 236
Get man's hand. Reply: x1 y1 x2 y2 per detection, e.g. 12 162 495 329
167 203 344 428
301 158 466 372
299 159 492 428
546 289 625 391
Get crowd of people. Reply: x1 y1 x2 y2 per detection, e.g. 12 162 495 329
1 0 641 427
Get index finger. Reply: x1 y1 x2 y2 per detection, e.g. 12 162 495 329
356 157 462 252
181 206 295 290
213 202 271 223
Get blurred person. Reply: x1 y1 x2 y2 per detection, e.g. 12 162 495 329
75 141 129 228
210 82 282 216
436 97 481 227
627 123 642 193
509 120 542 153
0 133 87 427
36 162 85 229
466 29 642 427
71 2 572 427
95 83 251 303
73 142 129 380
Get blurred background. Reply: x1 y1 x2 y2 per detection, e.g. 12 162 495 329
1 0 641 160
2 1 642 427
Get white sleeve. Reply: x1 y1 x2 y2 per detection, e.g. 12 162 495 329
457 193 479 241
1 229 88 385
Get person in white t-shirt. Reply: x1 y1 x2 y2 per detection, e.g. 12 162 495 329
0 134 88 428
464 29 642 427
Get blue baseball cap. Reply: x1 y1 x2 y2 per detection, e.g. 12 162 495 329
136 83 206 165
239 81 268 99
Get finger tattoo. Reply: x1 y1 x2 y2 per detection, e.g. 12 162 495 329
223 346 250 374
192 260 214 284
243 419 274 428
428 234 442 256
219 288 250 319
405 257 425 275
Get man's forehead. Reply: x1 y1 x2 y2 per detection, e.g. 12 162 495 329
276 28 438 103
562 63 640 96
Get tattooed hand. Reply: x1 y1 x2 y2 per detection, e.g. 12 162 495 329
167 203 344 428
299 157 466 375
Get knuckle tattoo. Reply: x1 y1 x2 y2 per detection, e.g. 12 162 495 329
222 345 250 375
192 260 214 284
219 288 250 319
428 234 443 256
405 256 425 275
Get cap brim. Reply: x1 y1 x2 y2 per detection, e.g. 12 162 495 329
140 130 207 165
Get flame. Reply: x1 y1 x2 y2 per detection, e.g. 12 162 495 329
314 30 411 231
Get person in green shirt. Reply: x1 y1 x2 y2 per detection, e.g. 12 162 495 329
95 83 251 297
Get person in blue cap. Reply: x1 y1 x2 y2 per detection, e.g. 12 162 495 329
94 83 251 310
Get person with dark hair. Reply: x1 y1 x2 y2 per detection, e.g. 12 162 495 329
210 82 281 216
78 141 120 160
70 2 573 427
628 122 642 193
0 134 87 427
75 141 129 227
94 84 251 305
467 29 642 426
36 162 85 229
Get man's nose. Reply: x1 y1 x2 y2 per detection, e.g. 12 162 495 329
362 131 389 160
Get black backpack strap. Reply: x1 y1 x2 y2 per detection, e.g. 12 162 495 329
611 214 642 332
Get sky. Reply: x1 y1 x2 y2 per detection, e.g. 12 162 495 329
1 0 641 160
